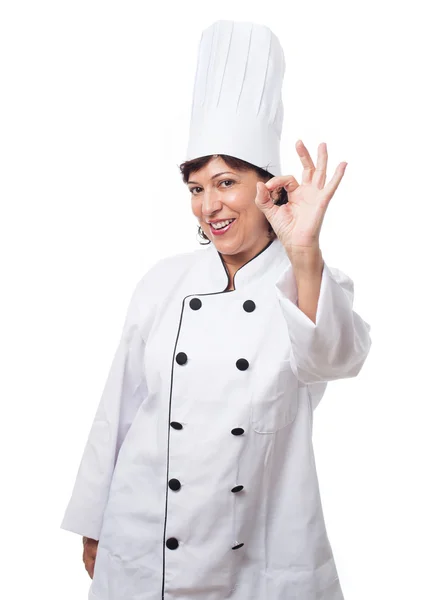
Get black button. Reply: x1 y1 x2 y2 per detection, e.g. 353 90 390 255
243 300 256 312
231 485 244 493
170 421 183 430
176 352 188 365
236 358 249 371
166 537 179 550
169 478 181 491
231 427 244 436
232 543 244 550
189 298 202 310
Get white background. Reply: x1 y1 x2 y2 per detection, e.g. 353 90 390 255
1 1 433 598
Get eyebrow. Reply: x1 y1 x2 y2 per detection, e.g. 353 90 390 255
187 171 236 185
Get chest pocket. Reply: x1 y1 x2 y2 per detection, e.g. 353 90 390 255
250 359 299 434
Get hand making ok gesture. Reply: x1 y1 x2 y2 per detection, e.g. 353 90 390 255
255 140 348 253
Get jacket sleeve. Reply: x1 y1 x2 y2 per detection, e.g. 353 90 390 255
60 271 154 541
274 260 372 385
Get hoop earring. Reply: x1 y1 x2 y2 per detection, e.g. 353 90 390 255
197 225 211 245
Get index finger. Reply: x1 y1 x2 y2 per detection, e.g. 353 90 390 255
264 175 298 190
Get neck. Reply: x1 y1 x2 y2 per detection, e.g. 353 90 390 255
220 236 274 289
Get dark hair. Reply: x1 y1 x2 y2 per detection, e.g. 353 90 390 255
178 154 288 245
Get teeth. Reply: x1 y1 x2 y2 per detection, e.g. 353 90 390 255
210 219 234 230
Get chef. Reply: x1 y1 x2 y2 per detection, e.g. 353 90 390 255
60 19 372 600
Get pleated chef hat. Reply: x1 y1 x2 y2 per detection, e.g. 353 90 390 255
185 20 286 176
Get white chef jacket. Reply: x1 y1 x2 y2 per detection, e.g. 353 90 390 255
60 236 372 600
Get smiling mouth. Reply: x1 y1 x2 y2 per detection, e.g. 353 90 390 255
209 219 236 231
206 219 237 236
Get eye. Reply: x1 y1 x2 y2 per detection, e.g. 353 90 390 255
189 180 235 195
220 179 235 188
189 186 202 195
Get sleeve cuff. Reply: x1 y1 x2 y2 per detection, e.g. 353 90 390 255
275 261 372 384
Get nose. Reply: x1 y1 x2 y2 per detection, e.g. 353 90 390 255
201 188 223 217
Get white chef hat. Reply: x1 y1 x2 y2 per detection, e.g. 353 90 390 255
185 20 286 176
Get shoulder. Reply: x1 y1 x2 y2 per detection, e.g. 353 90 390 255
130 246 207 305
121 247 207 338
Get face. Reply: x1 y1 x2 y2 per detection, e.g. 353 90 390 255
187 156 273 265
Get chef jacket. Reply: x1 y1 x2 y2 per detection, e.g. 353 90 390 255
60 236 372 600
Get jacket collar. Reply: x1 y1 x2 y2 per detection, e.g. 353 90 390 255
197 236 289 294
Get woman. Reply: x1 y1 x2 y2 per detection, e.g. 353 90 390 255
61 20 372 600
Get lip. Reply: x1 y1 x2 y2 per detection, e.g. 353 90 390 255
207 219 236 236
206 218 236 224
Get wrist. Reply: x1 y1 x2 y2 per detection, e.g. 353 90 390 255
287 246 323 272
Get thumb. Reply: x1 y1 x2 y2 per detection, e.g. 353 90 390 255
255 181 278 216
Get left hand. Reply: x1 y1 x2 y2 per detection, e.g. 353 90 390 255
255 140 348 253
83 536 99 579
